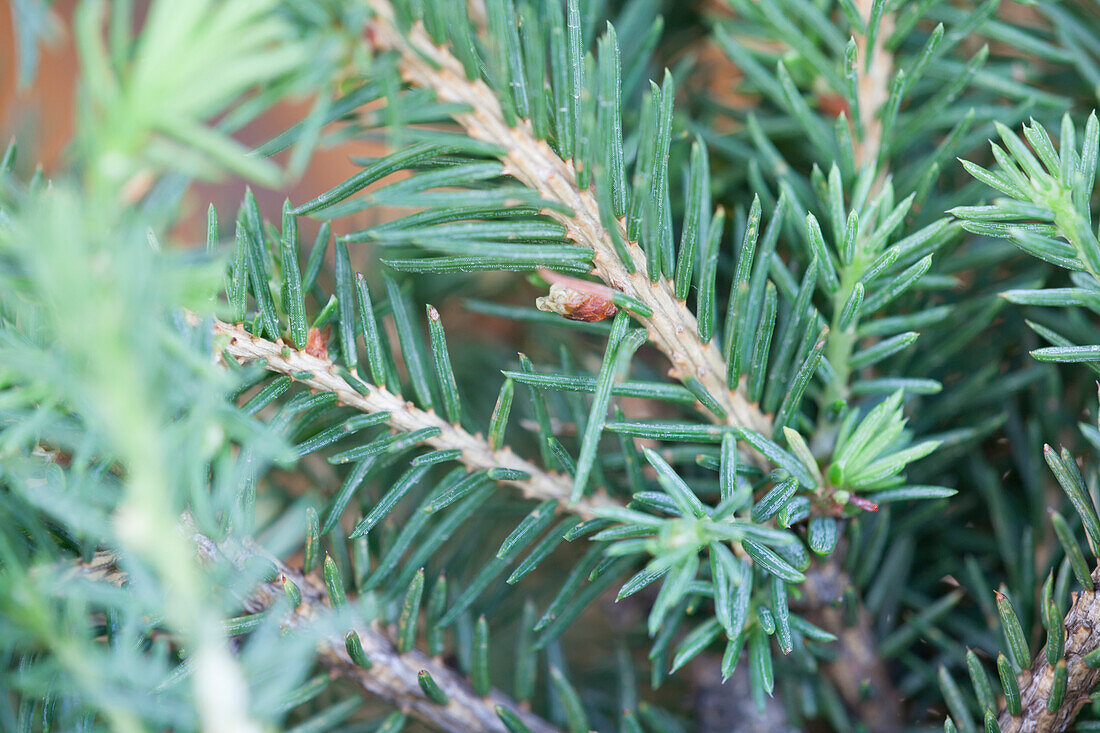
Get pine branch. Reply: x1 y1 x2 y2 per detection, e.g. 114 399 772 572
211 318 901 726
212 317 615 518
998 567 1100 732
365 0 774 458
76 532 560 733
211 311 907 726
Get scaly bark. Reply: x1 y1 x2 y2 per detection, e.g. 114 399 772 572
999 567 1100 732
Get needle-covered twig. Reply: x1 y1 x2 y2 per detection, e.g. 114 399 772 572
213 317 616 518
366 0 774 452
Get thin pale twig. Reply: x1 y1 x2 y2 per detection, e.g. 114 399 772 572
212 317 615 519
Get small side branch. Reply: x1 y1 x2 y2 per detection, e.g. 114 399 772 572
213 318 615 519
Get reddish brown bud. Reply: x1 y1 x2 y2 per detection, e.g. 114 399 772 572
847 495 879 513
536 284 618 322
304 327 330 359
534 269 619 323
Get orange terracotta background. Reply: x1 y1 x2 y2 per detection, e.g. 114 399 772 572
1 0 537 365
1 0 384 244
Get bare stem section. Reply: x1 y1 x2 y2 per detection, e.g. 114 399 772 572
213 318 614 519
999 568 1100 732
795 555 902 732
366 0 773 450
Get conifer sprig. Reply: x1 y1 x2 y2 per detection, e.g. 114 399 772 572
957 113 1100 366
951 115 1100 733
212 317 615 520
12 0 1100 729
223 0 957 724
364 0 774 446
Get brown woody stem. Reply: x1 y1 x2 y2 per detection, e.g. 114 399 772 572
999 567 1100 732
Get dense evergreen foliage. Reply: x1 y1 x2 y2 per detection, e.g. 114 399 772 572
8 0 1100 730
